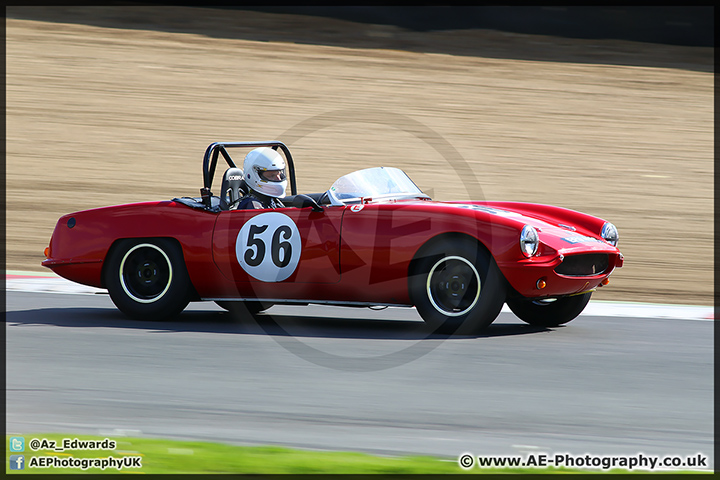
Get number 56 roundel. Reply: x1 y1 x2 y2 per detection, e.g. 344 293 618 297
235 212 302 282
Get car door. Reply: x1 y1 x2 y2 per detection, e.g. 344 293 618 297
212 205 344 293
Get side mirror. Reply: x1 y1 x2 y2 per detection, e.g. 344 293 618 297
292 194 323 212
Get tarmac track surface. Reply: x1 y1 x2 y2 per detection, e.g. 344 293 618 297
5 290 714 469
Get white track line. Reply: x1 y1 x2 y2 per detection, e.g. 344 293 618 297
5 271 714 321
568 301 713 321
6 271 106 296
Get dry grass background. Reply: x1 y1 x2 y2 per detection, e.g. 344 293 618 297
6 7 714 305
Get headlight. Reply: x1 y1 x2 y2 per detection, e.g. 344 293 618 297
520 225 539 257
601 222 619 247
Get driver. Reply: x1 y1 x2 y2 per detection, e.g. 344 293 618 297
237 147 287 209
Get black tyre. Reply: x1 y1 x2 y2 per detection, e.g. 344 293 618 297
409 238 506 334
104 238 192 320
215 300 274 317
506 292 592 327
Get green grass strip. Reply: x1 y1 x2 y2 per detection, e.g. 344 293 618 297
5 434 711 474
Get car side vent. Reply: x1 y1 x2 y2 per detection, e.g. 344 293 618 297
555 254 609 276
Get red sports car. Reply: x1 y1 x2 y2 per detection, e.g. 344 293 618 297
42 141 623 333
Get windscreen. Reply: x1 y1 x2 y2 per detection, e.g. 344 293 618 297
328 167 426 204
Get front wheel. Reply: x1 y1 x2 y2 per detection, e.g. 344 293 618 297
506 292 592 327
409 239 506 334
104 238 192 320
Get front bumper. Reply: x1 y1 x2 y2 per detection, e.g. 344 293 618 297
498 252 623 298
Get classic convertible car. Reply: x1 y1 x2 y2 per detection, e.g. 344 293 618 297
42 141 623 333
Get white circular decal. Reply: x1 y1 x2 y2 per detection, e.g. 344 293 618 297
236 212 302 282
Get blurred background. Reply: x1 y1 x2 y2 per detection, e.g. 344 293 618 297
6 6 713 305
236 6 714 47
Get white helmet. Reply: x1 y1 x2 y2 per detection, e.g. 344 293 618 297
243 147 288 198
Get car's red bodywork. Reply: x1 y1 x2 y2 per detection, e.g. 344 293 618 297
42 198 623 305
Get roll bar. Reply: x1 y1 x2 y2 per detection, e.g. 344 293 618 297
200 141 297 206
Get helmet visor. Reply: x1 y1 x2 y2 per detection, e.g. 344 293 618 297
257 168 286 183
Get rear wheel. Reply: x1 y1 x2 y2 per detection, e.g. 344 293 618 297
409 238 506 334
506 292 592 327
105 238 191 320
